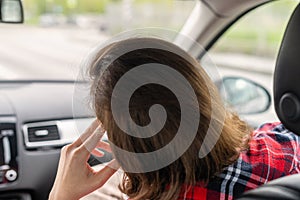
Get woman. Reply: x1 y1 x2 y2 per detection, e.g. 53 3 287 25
49 38 300 200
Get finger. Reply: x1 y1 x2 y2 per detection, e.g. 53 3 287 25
92 159 120 187
91 149 105 157
96 140 112 153
80 126 106 155
91 141 112 157
106 159 120 170
55 145 70 179
73 119 100 147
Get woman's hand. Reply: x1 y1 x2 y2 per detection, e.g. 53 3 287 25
49 120 120 200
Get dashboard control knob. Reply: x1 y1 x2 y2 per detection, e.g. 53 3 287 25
5 169 17 182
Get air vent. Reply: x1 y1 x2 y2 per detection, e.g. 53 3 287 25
23 118 94 149
23 121 62 149
27 125 60 142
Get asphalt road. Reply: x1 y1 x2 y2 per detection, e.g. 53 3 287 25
0 24 274 82
0 24 278 123
0 25 108 80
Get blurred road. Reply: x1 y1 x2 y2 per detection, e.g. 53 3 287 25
0 25 274 87
0 25 108 80
0 25 275 81
0 25 277 123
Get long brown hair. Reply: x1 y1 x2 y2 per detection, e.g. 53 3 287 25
88 38 251 200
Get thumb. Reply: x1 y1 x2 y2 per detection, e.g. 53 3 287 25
92 159 120 188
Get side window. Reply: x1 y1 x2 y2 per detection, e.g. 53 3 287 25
210 1 297 62
203 0 298 124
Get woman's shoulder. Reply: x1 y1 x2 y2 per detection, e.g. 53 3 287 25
196 122 300 199
255 122 282 131
244 121 300 178
251 122 299 143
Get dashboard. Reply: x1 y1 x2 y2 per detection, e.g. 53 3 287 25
0 81 95 200
0 78 273 200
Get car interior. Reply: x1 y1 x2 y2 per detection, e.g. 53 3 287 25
0 0 299 200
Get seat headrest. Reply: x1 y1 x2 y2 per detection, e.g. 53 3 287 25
274 3 300 135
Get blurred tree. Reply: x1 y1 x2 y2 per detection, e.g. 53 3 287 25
76 0 110 13
23 0 110 16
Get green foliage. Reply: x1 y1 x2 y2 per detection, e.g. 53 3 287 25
136 0 171 3
23 0 110 16
76 0 110 14
212 0 299 58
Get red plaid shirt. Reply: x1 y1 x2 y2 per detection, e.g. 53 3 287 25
178 122 300 200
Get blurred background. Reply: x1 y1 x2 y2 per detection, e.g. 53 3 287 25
0 0 196 80
0 0 298 81
24 0 194 33
0 0 299 125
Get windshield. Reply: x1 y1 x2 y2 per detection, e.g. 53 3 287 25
0 0 196 81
